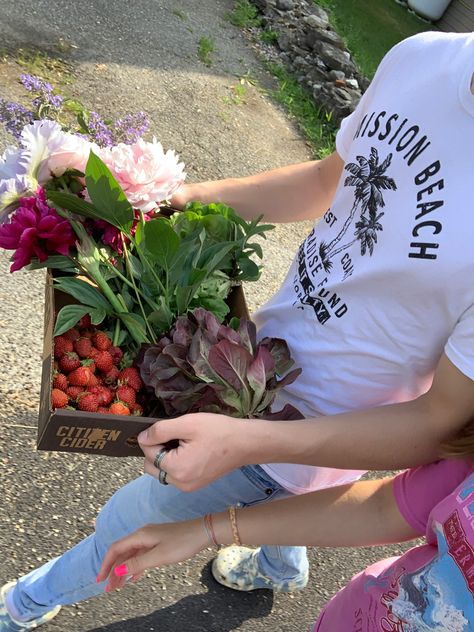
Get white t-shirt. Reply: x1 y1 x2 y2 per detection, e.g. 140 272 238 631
254 31 474 494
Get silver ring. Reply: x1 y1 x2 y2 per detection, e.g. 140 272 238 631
158 469 168 485
153 448 167 471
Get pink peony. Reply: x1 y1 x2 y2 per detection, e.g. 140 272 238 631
100 138 186 213
0 188 76 271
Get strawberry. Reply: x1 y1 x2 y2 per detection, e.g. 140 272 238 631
116 385 136 406
87 385 113 406
59 352 81 374
130 403 143 417
67 386 84 402
52 388 68 409
77 392 99 412
109 402 130 416
63 327 80 342
92 331 112 351
53 336 73 359
103 366 120 385
97 406 111 414
68 366 94 387
94 351 114 373
109 346 124 365
88 373 99 387
81 330 94 339
74 337 92 358
118 367 143 392
52 373 68 391
89 347 100 360
81 358 96 374
77 314 91 329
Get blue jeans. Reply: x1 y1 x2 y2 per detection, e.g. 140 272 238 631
11 465 308 620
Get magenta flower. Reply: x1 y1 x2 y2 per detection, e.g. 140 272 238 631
90 211 150 254
0 188 76 271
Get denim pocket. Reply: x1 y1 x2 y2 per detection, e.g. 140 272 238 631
238 464 286 507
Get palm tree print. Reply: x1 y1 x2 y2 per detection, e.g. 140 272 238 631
319 147 397 271
354 211 384 256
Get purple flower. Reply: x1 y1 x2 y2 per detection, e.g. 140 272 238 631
113 112 149 145
20 74 64 113
20 74 46 93
0 100 34 139
0 188 76 271
87 112 114 148
86 111 150 147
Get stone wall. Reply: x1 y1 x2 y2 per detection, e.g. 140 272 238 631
252 0 370 125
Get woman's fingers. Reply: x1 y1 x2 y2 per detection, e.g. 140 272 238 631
97 528 157 583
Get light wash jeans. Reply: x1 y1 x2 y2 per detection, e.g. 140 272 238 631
11 465 308 620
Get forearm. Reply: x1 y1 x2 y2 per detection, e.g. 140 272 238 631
241 395 462 471
210 478 417 548
171 153 343 223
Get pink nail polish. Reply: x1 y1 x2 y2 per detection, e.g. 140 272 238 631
95 575 101 583
114 564 129 577
105 585 111 593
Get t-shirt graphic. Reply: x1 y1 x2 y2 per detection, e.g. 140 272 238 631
294 147 397 325
390 517 472 630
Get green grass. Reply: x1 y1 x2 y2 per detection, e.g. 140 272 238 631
223 81 248 106
12 47 73 84
314 0 430 78
260 29 279 44
197 37 215 66
266 63 337 158
226 0 262 28
172 9 186 20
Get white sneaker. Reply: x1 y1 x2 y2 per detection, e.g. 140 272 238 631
211 546 308 592
0 582 61 630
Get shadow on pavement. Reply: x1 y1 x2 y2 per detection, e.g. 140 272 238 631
88 563 274 632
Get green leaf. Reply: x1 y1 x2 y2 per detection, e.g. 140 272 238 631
89 307 107 325
53 304 91 336
27 255 78 273
47 190 102 221
53 277 112 311
85 151 134 231
237 257 260 280
127 254 143 279
245 242 263 259
193 296 229 321
118 312 149 343
197 242 235 274
147 300 174 333
143 218 180 269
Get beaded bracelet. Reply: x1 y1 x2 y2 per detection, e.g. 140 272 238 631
228 506 242 546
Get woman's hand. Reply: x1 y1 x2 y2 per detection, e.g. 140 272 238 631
96 519 208 592
138 413 253 491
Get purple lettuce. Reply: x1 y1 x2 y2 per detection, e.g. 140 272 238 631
137 308 303 420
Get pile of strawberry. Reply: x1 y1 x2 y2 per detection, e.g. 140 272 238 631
51 315 143 416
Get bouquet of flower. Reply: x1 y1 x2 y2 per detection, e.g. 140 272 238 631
0 74 301 425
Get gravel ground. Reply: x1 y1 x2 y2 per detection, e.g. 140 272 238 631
0 2 412 630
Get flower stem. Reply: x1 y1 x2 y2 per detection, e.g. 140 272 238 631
122 238 157 344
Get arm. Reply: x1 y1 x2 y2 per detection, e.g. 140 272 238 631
170 151 344 223
139 353 474 491
97 476 419 590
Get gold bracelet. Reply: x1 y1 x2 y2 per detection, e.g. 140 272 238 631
228 506 242 546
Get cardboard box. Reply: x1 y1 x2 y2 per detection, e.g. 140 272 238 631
37 272 249 457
